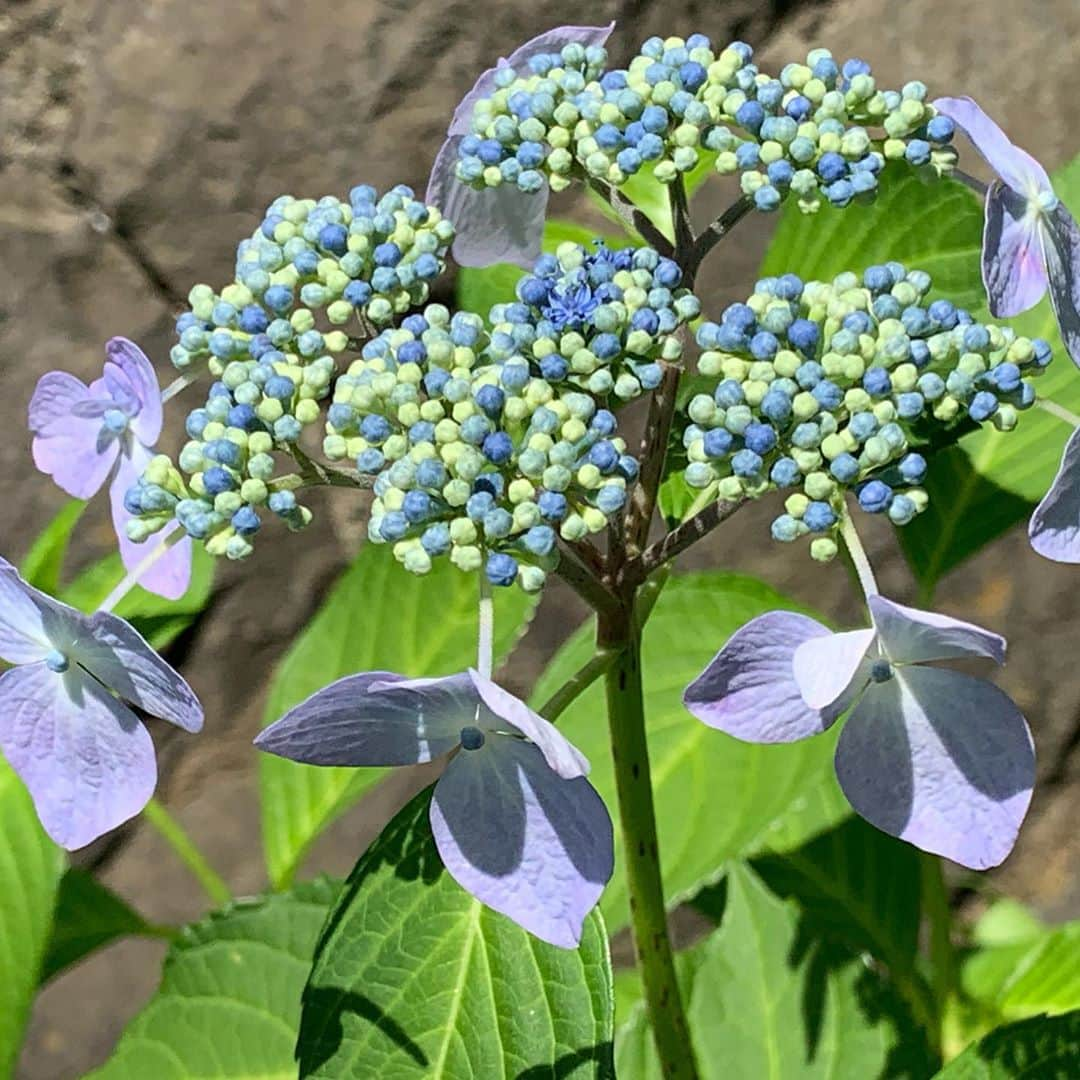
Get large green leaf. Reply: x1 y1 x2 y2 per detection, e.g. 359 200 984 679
258 542 536 890
297 787 614 1078
40 869 169 985
88 879 339 1079
530 572 850 933
19 500 87 593
934 1010 1080 1078
0 756 65 1078
762 159 1080 593
615 862 930 1078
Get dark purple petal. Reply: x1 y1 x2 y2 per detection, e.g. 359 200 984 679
1030 426 1080 562
468 669 588 777
427 136 549 269
792 627 876 711
982 180 1049 317
104 338 162 446
1040 201 1080 368
0 563 52 665
684 611 848 743
255 671 467 765
29 372 118 499
430 737 612 948
109 446 192 601
933 96 1052 195
0 663 156 849
835 667 1034 870
75 611 203 732
868 595 1005 665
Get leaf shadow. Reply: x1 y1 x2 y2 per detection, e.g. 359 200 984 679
514 1041 615 1079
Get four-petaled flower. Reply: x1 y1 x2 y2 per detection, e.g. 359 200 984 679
684 595 1034 869
426 24 614 269
29 337 192 599
934 97 1080 362
0 557 203 849
255 668 613 947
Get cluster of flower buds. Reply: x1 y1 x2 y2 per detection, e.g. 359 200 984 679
169 185 454 375
453 35 956 215
683 264 1052 560
323 303 637 590
487 241 700 399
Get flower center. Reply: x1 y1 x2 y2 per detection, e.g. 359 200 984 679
45 649 70 674
102 408 130 435
459 726 486 751
869 658 894 683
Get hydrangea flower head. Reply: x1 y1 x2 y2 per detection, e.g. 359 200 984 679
255 668 613 947
0 557 202 849
29 337 193 599
933 97 1080 363
684 595 1034 869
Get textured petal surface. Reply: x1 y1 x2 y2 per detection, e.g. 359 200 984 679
0 563 53 664
1041 202 1080 368
468 668 588 777
430 737 612 948
792 627 876 710
109 445 192 600
868 594 1006 665
74 611 203 732
835 667 1034 869
104 337 162 445
255 671 466 765
982 180 1048 316
1030 426 1080 562
683 611 844 743
0 663 156 850
427 136 549 269
933 96 1052 194
29 371 117 498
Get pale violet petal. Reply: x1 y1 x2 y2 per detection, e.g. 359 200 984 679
430 737 612 948
1040 202 1080 369
0 663 157 850
932 96 1052 195
683 611 844 743
104 338 162 445
0 564 53 664
835 667 1034 870
254 671 466 765
982 180 1049 317
467 669 588 778
792 627 876 711
1030 427 1080 562
868 594 1005 665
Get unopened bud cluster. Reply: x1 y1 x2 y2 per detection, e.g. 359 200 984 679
455 35 956 213
683 265 1051 560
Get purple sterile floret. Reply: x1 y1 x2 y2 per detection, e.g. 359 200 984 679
684 594 1033 869
425 24 615 269
28 337 192 599
1029 426 1080 563
0 557 203 850
255 667 613 948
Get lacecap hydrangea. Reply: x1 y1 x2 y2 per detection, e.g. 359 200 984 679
323 303 637 591
683 264 1052 559
488 241 700 399
453 35 957 213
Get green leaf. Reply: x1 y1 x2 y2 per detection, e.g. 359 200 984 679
40 869 167 985
87 879 340 1080
19 500 87 592
933 1010 1080 1078
298 786 614 1078
456 218 625 318
0 755 65 1078
615 862 931 1079
258 542 537 890
58 544 216 651
530 572 850 933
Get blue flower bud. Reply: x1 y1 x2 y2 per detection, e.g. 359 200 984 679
485 552 518 587
857 480 893 513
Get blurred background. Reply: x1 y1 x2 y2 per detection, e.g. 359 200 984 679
4 0 1080 1074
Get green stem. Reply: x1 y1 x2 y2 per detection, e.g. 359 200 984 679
142 797 232 908
538 650 615 722
921 850 954 1051
1036 396 1080 429
600 603 699 1080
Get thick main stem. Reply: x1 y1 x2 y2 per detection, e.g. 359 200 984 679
600 603 699 1080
